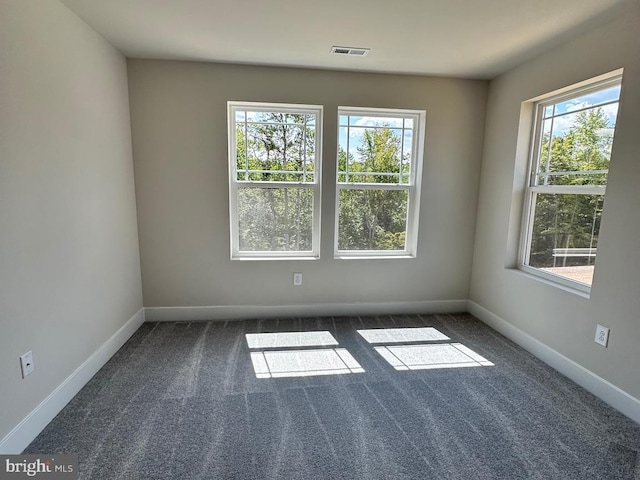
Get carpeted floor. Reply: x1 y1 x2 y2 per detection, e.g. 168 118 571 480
25 313 640 479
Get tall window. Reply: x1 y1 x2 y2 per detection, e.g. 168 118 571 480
520 75 622 290
336 107 426 257
228 102 322 259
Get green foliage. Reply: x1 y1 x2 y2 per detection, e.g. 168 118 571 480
236 114 413 252
538 108 611 186
338 189 408 250
337 126 410 251
530 107 612 268
235 112 315 251
237 187 313 251
530 194 603 267
237 113 315 182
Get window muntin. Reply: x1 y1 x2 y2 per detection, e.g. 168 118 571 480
335 108 425 257
228 102 322 259
521 77 622 289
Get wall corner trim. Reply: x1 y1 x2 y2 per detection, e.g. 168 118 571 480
467 300 640 424
0 308 146 454
144 300 468 322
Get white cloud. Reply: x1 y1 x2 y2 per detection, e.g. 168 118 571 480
551 102 619 137
566 101 589 112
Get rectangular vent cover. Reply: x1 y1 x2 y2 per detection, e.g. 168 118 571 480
331 46 370 56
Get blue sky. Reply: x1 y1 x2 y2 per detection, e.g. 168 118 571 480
338 116 414 166
546 85 620 136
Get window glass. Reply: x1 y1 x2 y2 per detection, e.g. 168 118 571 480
336 108 425 257
521 77 621 288
228 103 322 259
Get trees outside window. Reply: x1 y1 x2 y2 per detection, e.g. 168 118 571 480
521 76 622 289
227 104 426 260
228 103 322 259
336 108 426 258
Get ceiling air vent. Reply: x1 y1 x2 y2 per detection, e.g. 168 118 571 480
331 46 370 57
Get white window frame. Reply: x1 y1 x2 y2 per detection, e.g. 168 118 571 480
227 101 323 260
335 107 426 259
518 74 622 292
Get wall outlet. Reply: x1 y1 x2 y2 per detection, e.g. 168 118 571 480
595 324 610 347
20 351 34 378
293 272 303 286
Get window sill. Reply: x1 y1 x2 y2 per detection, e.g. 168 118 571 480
513 265 591 299
232 255 319 261
334 253 415 260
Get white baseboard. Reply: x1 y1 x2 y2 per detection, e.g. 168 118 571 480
144 300 468 322
5 301 636 454
0 308 145 454
467 300 640 424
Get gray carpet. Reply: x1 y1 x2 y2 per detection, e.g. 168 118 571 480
25 313 640 479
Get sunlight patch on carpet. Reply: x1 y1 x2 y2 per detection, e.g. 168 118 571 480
375 343 494 371
250 348 364 378
357 327 449 344
246 331 338 349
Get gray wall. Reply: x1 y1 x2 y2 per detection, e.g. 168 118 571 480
128 61 488 309
6 0 635 452
0 1 143 441
470 1 640 399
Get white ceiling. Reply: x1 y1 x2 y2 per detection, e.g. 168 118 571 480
60 0 627 79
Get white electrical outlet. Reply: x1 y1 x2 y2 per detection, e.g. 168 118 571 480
293 272 303 286
595 324 610 347
20 350 34 378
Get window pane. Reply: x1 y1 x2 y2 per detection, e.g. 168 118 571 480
236 112 316 183
401 132 412 185
527 193 604 285
338 189 408 251
338 126 407 184
536 88 620 186
347 116 405 128
237 187 313 252
522 77 621 286
537 118 553 184
554 84 621 115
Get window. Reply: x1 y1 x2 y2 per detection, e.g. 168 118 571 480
335 107 426 257
227 102 322 259
520 75 622 290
